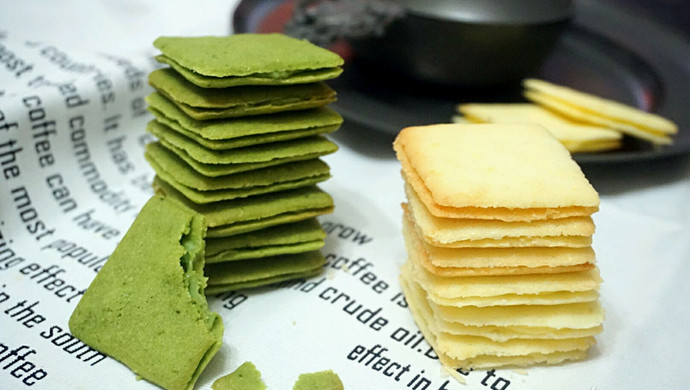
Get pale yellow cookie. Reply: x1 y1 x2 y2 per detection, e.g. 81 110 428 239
457 103 622 152
428 289 600 308
523 78 677 144
403 203 592 248
403 213 595 269
393 124 600 211
433 300 605 329
438 322 603 342
406 186 595 245
399 271 593 369
408 257 602 299
400 169 598 221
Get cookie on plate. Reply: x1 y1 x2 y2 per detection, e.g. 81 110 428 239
147 93 342 150
457 103 622 152
523 78 677 145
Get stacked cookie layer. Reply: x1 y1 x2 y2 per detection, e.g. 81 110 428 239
146 34 344 293
393 124 604 369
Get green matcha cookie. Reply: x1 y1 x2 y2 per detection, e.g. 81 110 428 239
153 34 343 88
146 143 331 192
69 195 223 390
148 121 338 165
146 93 342 145
205 251 326 293
151 156 329 203
293 370 344 390
147 93 342 150
148 141 334 177
146 92 343 143
149 68 336 119
211 361 266 390
154 180 334 237
206 218 326 263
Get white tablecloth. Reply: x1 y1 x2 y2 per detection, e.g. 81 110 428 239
1 1 689 389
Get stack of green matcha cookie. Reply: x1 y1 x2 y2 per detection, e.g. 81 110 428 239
146 33 344 293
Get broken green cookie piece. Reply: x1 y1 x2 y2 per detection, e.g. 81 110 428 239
148 121 338 165
293 370 344 390
153 33 343 88
154 180 334 237
149 68 336 120
145 142 331 192
68 195 223 390
211 361 266 390
206 218 326 263
206 251 326 293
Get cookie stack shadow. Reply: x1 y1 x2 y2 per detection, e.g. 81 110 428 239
145 34 344 293
394 124 605 369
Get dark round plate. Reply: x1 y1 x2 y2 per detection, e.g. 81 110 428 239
233 0 690 164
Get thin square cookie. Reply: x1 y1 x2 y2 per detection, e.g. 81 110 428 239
149 141 334 177
402 203 592 248
394 124 600 217
456 103 622 152
206 219 326 263
402 213 595 277
154 180 334 237
153 34 343 88
399 271 592 369
151 158 329 203
149 68 336 119
148 121 338 165
523 78 677 144
145 142 330 192
408 256 602 299
147 92 342 144
406 185 595 245
206 251 326 293
148 97 340 151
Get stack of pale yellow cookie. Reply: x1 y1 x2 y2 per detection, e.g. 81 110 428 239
456 78 677 153
394 123 605 369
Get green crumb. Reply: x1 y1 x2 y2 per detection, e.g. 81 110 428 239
211 361 266 390
292 370 344 390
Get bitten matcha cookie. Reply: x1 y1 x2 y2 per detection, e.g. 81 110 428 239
69 195 223 390
154 34 344 88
